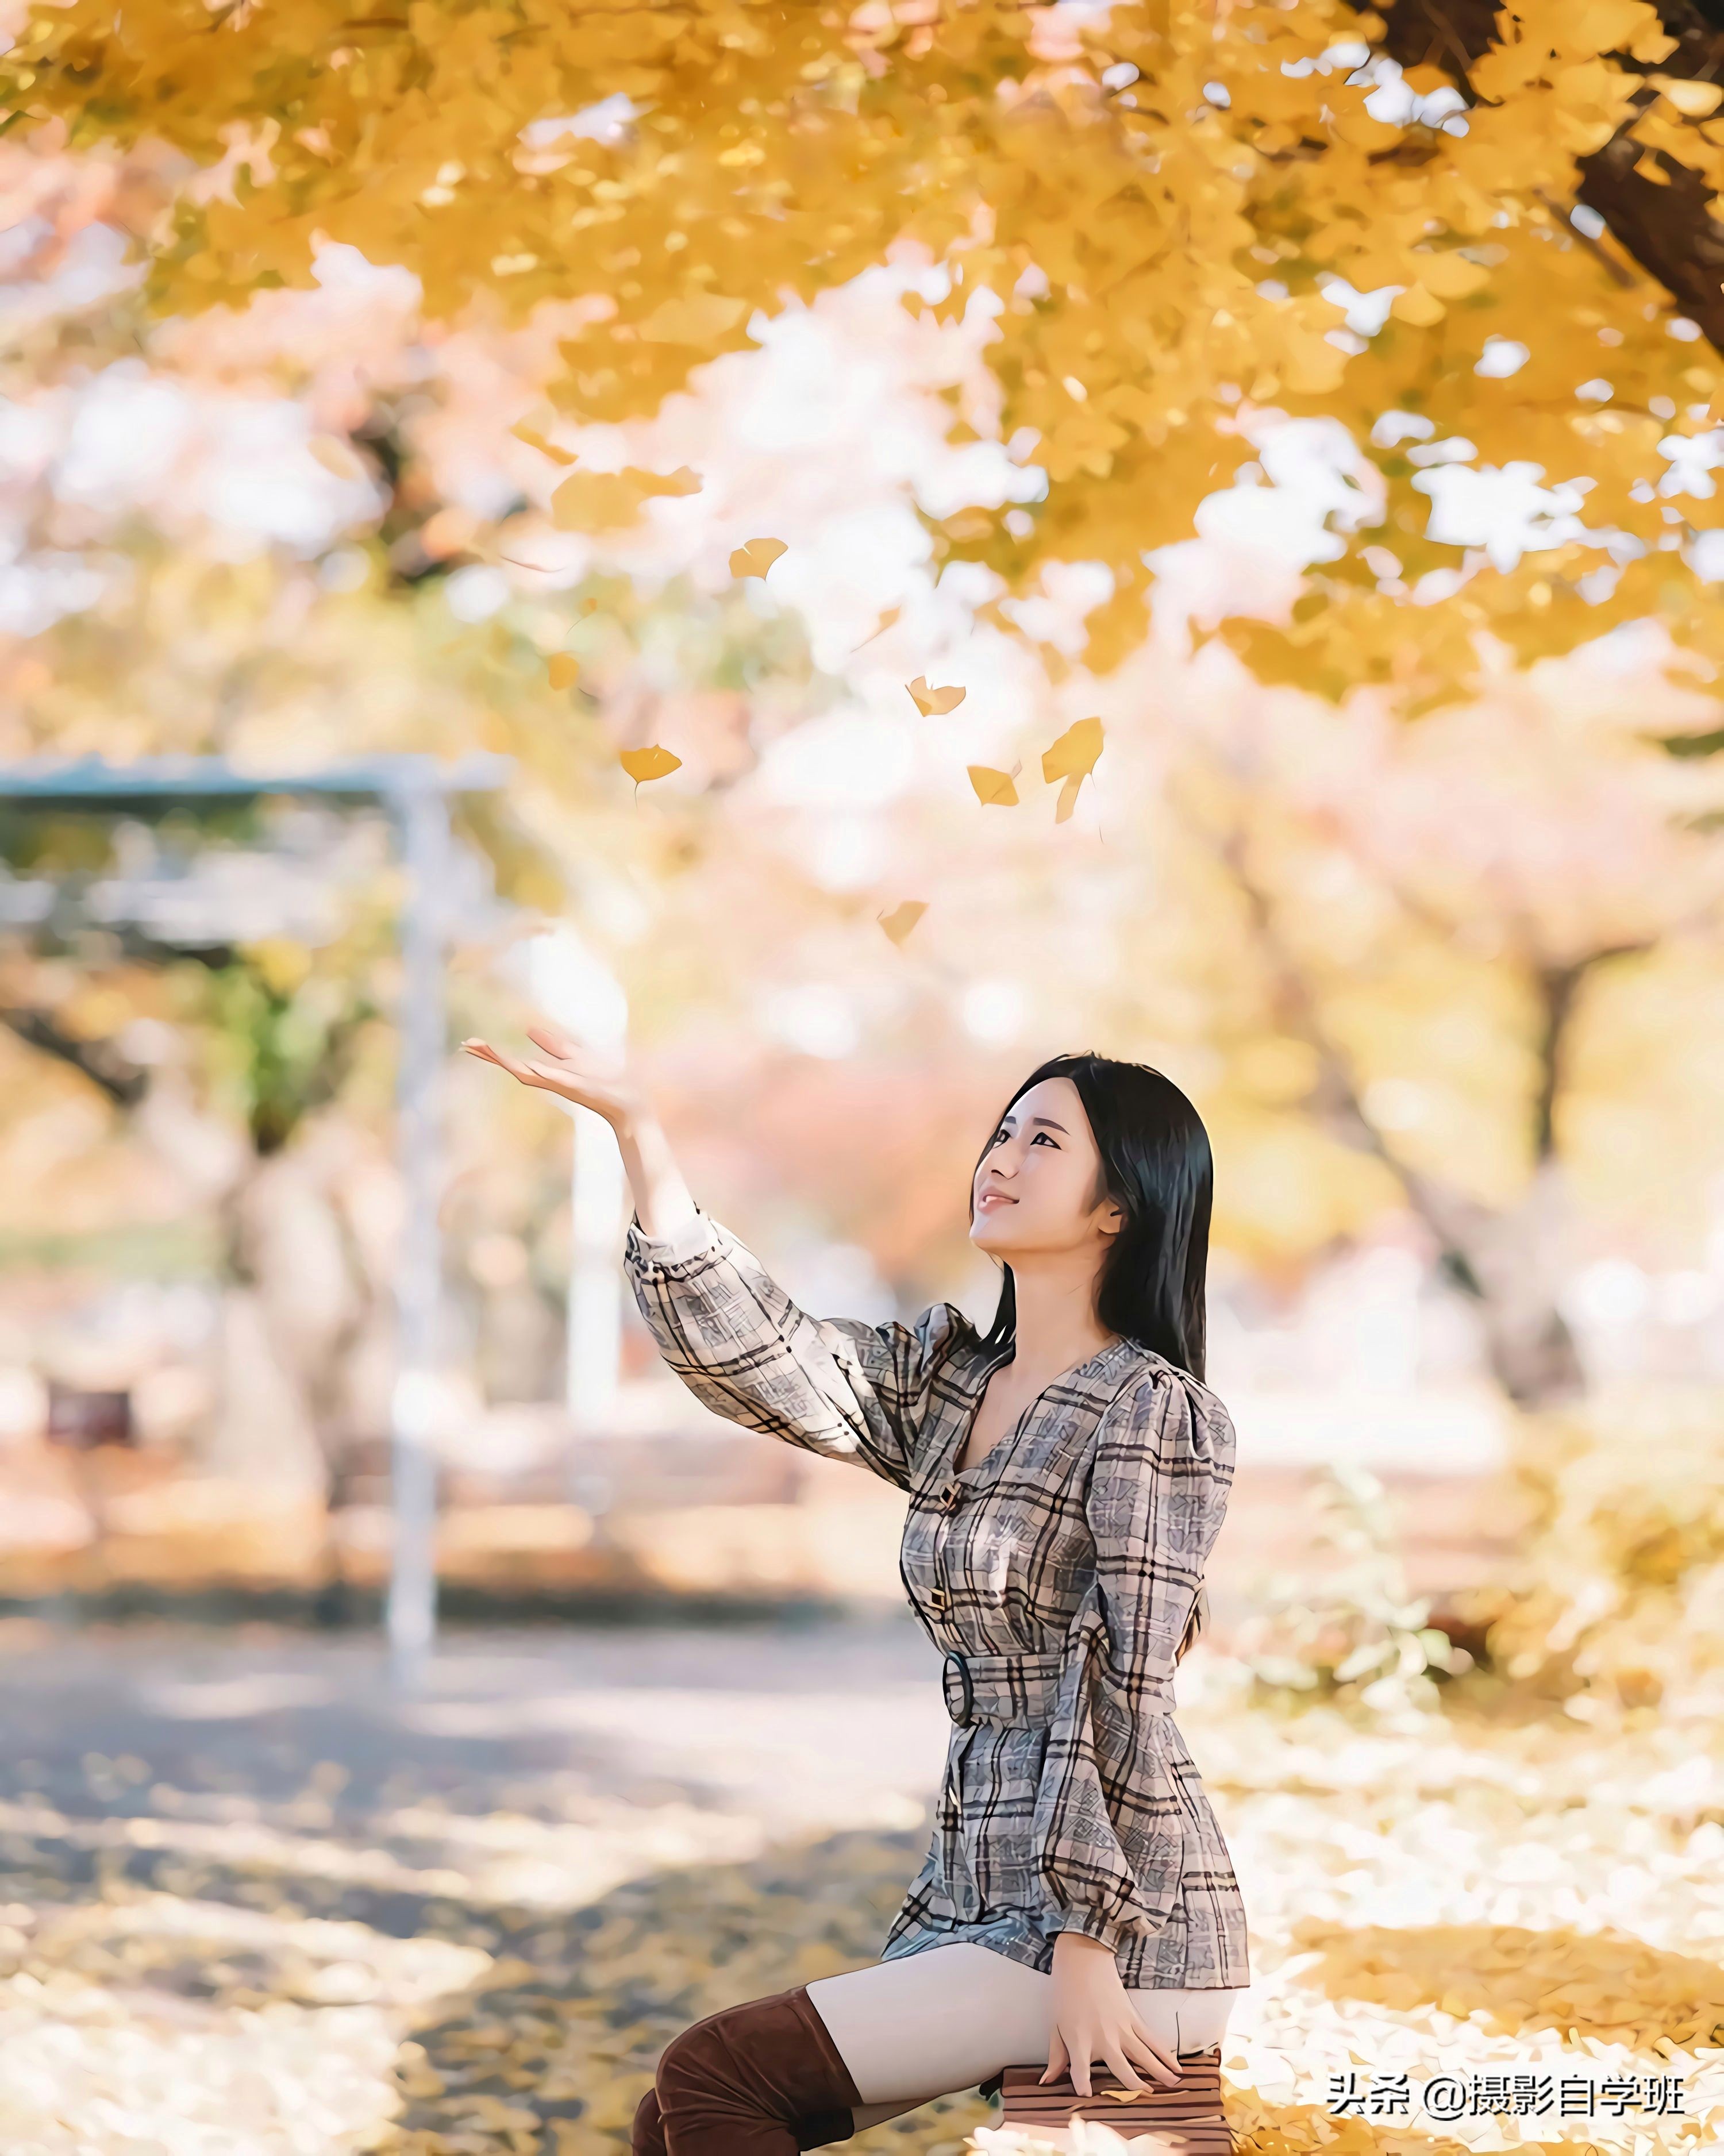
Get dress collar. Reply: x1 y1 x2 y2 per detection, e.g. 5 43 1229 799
949 1334 1144 1484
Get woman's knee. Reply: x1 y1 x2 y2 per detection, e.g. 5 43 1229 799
632 2085 667 2156
652 1989 862 2148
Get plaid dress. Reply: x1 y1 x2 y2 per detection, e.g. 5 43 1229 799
623 1206 1251 1991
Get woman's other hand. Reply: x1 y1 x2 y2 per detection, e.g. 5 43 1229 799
461 1023 643 1130
1044 1932 1181 2096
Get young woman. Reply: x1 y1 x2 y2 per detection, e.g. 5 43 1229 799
463 1025 1252 2153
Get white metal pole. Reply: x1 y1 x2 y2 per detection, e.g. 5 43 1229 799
387 779 449 1692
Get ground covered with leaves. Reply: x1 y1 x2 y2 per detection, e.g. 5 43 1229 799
0 1619 1720 2156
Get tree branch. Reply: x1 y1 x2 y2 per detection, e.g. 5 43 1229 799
1374 0 1724 353
1531 944 1652 1163
0 1006 148 1107
1210 825 1492 1294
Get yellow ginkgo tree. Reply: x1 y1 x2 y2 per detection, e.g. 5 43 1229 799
12 0 1724 707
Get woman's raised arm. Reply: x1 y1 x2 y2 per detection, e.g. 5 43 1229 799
461 1022 959 1489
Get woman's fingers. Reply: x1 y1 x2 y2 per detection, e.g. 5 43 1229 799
1099 2039 1149 2095
465 1033 627 1119
525 1019 583 1061
1044 2023 1179 2101
468 1040 552 1089
1123 2020 1182 2085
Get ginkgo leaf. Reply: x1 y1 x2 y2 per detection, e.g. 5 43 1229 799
968 765 1019 806
1054 772 1083 823
638 294 749 345
1414 253 1490 302
1042 717 1104 784
857 606 902 646
309 436 364 480
907 677 967 717
511 423 577 466
1390 284 1445 328
878 900 927 945
729 537 787 579
548 653 579 690
551 466 702 530
1654 75 1723 117
619 745 682 785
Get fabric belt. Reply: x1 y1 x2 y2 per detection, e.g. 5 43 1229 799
940 1646 1174 1727
934 1638 1175 1926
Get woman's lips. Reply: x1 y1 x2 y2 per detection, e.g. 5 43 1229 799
978 1191 1017 1209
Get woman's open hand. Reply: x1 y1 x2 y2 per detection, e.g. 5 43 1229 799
1044 1932 1181 2097
461 1023 643 1131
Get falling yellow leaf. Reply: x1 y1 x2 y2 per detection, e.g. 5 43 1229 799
551 467 702 532
511 422 578 466
907 676 967 717
308 435 364 480
638 292 749 345
857 606 902 646
968 765 1019 806
1044 717 1103 818
1041 717 1105 784
619 745 682 785
878 900 927 945
729 537 787 579
548 654 579 690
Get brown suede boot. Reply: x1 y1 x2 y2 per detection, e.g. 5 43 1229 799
633 2084 855 2156
643 1985 863 2156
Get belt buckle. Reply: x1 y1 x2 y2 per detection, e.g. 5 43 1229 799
943 1650 975 1726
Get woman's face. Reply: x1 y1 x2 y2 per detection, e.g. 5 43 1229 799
969 1075 1123 1258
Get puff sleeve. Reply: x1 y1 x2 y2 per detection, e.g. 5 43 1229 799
1031 1367 1237 1951
623 1205 965 1493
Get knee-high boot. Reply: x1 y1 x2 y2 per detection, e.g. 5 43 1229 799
636 1985 863 2156
632 2086 856 2156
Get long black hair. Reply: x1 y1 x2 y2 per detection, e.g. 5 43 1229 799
969 1051 1217 1661
971 1050 1213 1382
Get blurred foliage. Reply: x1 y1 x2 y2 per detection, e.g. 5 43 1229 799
199 938 386 1159
17 2 1724 707
1483 1386 1724 1718
1233 1462 1476 1716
